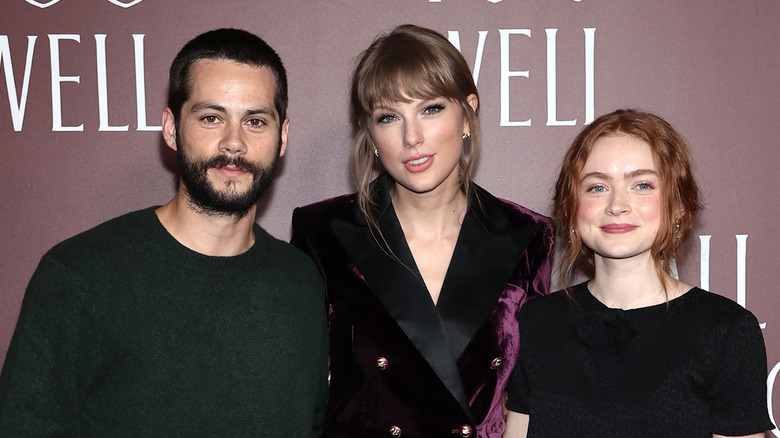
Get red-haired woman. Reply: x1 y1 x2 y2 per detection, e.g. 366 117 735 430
505 109 773 438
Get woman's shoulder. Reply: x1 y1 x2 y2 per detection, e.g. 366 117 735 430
520 283 581 316
295 193 357 214
472 184 553 232
293 193 357 223
679 287 762 329
291 193 359 242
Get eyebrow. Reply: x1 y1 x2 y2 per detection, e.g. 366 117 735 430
190 103 277 120
372 97 444 113
580 168 658 182
371 102 400 113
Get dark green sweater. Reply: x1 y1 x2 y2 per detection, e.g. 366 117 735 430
0 207 329 437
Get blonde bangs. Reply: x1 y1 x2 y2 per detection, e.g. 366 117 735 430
356 49 463 116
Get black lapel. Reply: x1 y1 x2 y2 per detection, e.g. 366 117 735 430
436 186 537 358
329 174 472 414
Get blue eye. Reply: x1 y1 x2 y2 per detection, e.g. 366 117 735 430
636 182 654 190
424 104 444 115
587 185 607 193
376 114 396 124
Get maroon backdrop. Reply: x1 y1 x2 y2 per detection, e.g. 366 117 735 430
2 1 779 433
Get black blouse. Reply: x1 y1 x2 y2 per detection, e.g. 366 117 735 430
508 281 774 438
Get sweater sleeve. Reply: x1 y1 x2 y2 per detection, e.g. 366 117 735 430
707 309 774 435
311 302 330 438
292 207 330 438
0 255 99 436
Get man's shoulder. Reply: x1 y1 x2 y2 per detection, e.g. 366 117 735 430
45 207 158 264
254 224 308 258
253 225 323 277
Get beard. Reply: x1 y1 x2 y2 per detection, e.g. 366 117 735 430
176 140 279 219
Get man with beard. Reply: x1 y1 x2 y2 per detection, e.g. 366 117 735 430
0 29 328 437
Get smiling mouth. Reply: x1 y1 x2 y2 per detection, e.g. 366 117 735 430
601 224 638 233
406 156 430 165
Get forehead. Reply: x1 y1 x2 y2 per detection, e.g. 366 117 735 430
583 134 656 173
187 59 277 114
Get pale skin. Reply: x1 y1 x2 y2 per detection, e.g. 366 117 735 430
504 135 763 438
369 94 478 303
157 59 288 257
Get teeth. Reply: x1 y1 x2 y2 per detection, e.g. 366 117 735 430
408 156 429 165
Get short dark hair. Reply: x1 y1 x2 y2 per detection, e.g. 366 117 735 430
167 28 288 125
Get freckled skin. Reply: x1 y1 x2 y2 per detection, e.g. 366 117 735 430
576 134 662 263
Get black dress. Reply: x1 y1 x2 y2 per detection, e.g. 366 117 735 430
507 281 774 438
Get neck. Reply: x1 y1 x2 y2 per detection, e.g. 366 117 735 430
390 180 468 239
589 252 675 309
155 189 257 257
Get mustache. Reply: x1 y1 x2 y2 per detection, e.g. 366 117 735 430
203 154 262 174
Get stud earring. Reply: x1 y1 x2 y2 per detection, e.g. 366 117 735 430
373 147 379 158
462 132 471 140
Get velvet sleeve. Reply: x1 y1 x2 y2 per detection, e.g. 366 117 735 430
290 207 310 255
0 254 99 435
291 207 325 276
528 220 554 299
707 310 775 435
504 220 552 414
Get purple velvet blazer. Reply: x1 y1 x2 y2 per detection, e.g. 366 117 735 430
291 176 553 438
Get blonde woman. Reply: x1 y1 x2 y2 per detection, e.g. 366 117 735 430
293 24 553 437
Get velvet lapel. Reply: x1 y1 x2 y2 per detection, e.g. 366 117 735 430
329 175 472 414
437 186 537 358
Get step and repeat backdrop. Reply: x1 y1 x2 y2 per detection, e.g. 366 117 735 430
1 0 778 431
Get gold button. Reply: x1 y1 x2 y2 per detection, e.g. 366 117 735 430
490 357 503 369
460 424 472 437
389 425 402 436
377 357 389 370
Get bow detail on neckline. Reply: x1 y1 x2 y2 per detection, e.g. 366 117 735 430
573 308 640 382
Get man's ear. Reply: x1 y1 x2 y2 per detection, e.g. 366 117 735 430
162 107 178 151
278 117 289 158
